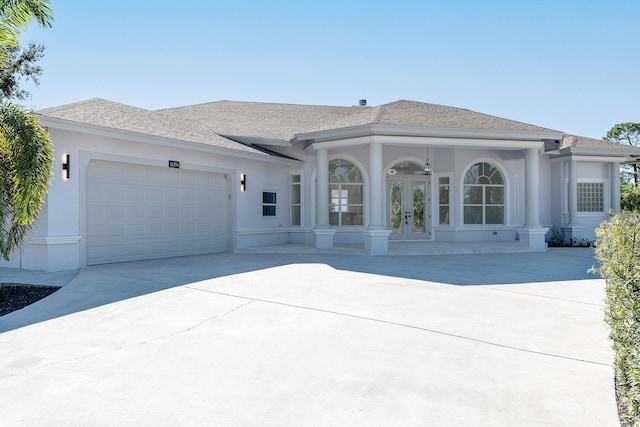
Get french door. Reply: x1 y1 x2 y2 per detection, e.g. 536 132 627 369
388 177 431 240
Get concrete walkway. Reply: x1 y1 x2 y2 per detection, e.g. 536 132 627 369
0 249 617 426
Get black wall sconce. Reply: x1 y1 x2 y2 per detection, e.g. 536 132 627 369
240 173 246 192
62 154 70 179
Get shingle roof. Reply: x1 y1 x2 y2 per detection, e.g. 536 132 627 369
561 134 640 152
37 98 267 155
303 100 560 134
38 98 633 158
158 100 365 140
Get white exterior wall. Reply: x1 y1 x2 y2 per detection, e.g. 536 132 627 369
3 127 301 271
576 161 611 242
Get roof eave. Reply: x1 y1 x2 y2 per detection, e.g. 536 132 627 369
37 115 302 166
548 146 640 162
293 123 563 144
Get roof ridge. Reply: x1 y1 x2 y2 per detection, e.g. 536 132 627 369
158 99 368 112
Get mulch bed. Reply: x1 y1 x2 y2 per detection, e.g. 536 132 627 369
0 284 60 317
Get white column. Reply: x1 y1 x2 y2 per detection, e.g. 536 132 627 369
368 142 384 229
568 159 577 226
611 162 621 213
315 148 329 228
524 148 540 228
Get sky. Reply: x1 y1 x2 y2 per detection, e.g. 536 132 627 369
19 0 640 139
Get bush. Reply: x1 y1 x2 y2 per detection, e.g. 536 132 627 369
592 210 640 424
621 183 640 211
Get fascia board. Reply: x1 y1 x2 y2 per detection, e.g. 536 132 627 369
310 134 544 151
295 123 562 144
548 146 640 160
568 147 640 156
550 155 636 163
38 115 302 166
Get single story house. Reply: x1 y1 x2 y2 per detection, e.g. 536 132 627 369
3 98 639 271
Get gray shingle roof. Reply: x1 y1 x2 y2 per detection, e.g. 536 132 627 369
561 134 640 153
38 98 633 158
303 100 560 134
158 100 366 140
37 98 267 155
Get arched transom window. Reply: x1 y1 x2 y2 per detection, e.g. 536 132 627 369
329 159 363 226
463 162 505 225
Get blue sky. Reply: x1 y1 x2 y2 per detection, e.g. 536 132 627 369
20 0 639 139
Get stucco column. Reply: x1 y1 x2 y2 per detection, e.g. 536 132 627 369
315 148 329 228
518 147 547 252
363 141 391 255
524 148 540 228
368 142 384 229
568 159 577 226
611 162 621 213
314 147 334 248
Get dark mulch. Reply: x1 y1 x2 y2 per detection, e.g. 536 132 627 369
0 284 60 317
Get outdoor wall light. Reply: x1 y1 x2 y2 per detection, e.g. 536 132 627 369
240 173 246 192
62 154 70 179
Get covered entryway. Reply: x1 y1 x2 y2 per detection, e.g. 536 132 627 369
85 160 228 265
387 162 431 240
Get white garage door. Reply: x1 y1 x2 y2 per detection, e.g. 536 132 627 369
86 160 228 265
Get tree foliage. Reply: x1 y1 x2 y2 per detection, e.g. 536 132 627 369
0 0 52 61
0 0 53 260
0 42 44 100
0 102 52 259
621 183 640 211
604 123 640 185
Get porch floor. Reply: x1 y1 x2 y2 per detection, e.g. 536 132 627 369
236 240 532 256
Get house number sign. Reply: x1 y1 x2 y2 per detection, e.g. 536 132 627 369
168 160 180 168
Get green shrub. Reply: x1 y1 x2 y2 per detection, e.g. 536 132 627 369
621 183 640 211
592 210 640 424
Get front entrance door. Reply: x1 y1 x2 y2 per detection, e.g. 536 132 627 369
387 162 431 240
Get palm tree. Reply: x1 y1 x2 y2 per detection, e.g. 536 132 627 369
0 0 53 260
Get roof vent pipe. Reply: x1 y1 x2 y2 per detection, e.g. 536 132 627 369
359 99 367 106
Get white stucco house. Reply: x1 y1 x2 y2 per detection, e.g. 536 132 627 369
2 98 639 271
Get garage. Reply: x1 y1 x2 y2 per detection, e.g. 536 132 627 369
86 160 228 265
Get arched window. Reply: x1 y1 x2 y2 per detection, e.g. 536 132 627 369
463 162 505 225
329 159 363 226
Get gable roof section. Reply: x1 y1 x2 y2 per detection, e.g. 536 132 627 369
302 100 560 134
37 98 269 156
158 100 367 141
558 134 640 157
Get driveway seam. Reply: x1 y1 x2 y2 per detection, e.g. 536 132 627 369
186 286 611 367
2 300 255 379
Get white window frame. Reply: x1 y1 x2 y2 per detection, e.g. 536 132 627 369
436 173 452 227
328 158 365 228
461 160 507 226
290 171 302 227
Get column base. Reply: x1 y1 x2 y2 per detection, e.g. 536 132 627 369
561 226 585 246
517 227 549 252
314 229 336 249
363 229 392 256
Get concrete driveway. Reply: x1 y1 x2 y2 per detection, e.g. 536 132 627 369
0 249 617 426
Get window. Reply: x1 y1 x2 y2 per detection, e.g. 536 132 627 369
291 174 301 226
463 162 505 225
328 159 363 226
262 191 276 216
577 182 603 212
438 176 450 225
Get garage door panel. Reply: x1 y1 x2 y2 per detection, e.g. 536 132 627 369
86 160 228 265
